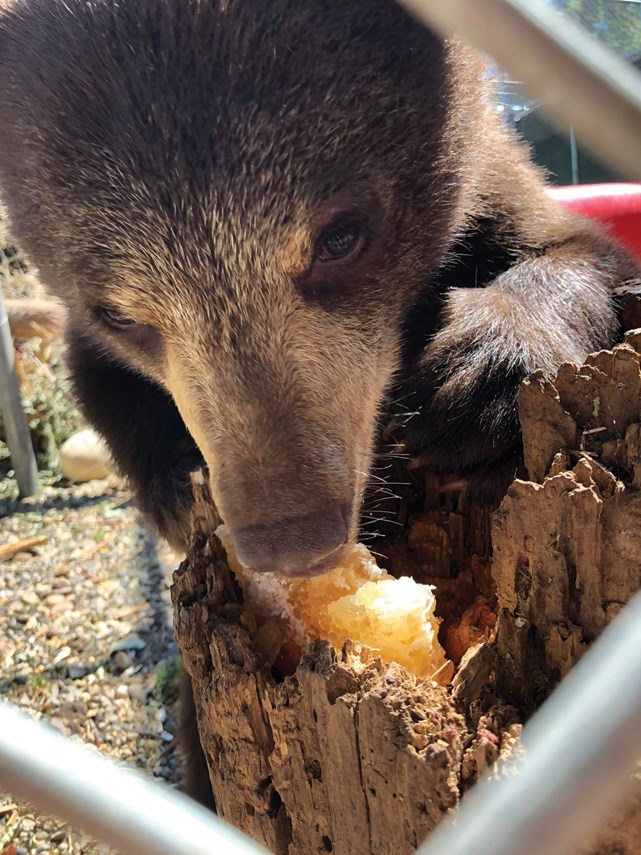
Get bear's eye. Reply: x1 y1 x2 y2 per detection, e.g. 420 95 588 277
96 305 136 330
314 220 367 264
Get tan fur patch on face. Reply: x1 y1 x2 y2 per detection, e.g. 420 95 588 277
165 349 212 462
276 222 312 281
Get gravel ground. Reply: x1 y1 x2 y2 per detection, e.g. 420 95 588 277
0 480 185 855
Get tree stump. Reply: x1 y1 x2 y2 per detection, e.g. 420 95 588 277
172 326 641 854
495 331 641 711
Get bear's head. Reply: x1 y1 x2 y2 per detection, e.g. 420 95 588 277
0 0 487 574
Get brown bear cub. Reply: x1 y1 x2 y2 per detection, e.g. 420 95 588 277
0 0 638 804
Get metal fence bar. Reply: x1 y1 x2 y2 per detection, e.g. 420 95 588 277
396 0 641 181
0 700 268 855
418 590 641 855
0 287 38 497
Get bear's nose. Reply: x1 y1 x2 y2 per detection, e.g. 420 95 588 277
231 511 348 577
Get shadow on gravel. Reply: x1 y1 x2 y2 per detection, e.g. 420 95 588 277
0 489 132 519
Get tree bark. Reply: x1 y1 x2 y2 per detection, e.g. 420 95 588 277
172 322 641 854
495 330 641 710
173 531 519 854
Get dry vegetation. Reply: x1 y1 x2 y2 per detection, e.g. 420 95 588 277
0 216 82 498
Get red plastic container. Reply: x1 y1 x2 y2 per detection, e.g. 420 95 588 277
549 183 641 263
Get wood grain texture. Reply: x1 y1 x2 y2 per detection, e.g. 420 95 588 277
172 300 641 853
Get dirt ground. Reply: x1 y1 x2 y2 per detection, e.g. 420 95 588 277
0 480 185 855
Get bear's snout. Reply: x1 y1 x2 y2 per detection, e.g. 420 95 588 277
229 509 349 577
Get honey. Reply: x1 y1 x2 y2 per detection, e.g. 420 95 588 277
216 526 448 680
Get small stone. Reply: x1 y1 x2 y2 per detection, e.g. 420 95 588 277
111 633 146 652
20 590 40 606
127 684 149 704
53 646 72 666
53 563 71 577
50 601 71 616
50 717 72 735
160 730 174 742
113 651 134 671
97 579 118 596
59 429 112 483
46 593 66 606
67 666 88 680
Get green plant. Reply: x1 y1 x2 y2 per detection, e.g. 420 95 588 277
153 656 181 705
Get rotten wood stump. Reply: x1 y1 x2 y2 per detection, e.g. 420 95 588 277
496 329 641 710
173 529 519 854
172 330 641 855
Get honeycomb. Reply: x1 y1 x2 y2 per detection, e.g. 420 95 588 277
216 526 448 680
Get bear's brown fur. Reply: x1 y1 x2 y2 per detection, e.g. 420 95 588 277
0 0 639 803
